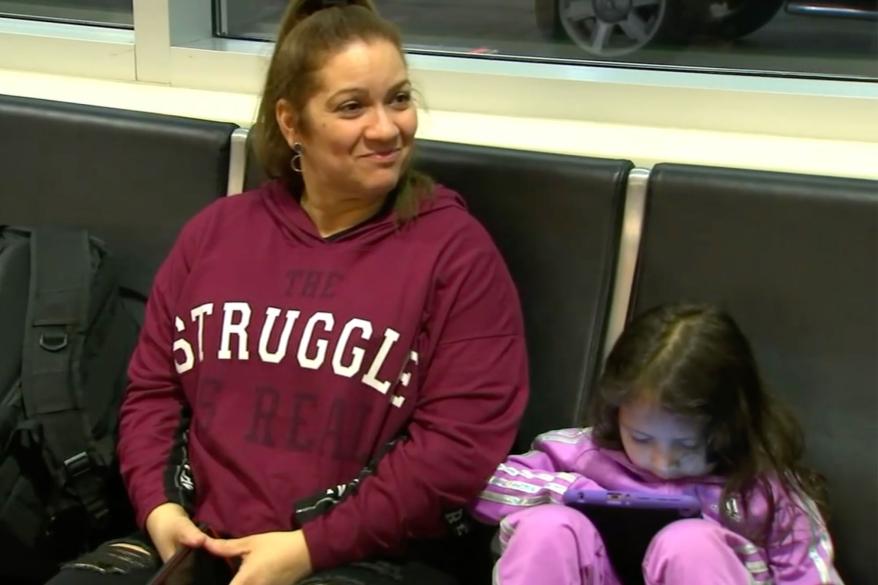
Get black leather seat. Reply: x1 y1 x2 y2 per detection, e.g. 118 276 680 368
629 163 878 585
415 141 632 448
0 94 238 290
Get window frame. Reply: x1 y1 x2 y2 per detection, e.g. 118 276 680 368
0 16 134 80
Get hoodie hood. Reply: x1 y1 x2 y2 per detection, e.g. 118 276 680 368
261 179 466 247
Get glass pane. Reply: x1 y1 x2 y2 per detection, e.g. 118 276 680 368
215 0 878 81
0 0 133 28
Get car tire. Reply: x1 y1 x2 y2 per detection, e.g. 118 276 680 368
553 0 704 58
703 0 785 39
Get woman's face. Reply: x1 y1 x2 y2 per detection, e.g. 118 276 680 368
618 396 714 480
277 38 417 201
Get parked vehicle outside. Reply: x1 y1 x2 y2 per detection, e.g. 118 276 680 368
534 0 878 57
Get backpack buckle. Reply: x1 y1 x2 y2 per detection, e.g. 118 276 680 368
63 451 111 525
63 451 92 479
39 331 69 352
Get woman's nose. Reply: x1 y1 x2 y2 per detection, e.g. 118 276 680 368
365 106 399 141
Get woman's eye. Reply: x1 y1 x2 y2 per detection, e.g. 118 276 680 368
679 441 701 450
338 101 363 115
391 91 412 107
631 435 651 444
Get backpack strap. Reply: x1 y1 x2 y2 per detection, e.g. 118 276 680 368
20 227 110 527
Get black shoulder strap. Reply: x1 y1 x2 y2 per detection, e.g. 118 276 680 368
20 227 109 526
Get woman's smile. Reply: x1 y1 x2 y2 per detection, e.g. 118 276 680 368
361 148 401 163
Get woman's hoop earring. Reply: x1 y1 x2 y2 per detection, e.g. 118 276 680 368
290 142 304 174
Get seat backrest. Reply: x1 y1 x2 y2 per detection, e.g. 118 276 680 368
629 163 878 585
0 94 238 290
416 141 632 447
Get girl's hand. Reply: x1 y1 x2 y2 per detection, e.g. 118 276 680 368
145 502 208 562
203 530 313 585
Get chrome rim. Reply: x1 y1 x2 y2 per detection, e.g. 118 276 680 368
558 0 666 57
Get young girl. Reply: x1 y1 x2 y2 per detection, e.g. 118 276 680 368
471 303 842 585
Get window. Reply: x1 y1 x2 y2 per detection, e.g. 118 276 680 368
0 0 875 179
217 0 878 80
0 0 133 28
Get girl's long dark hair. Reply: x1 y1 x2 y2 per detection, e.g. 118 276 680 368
589 303 827 539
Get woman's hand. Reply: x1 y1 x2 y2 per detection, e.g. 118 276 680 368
145 502 208 562
203 530 313 585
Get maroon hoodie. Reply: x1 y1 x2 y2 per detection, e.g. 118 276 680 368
117 180 529 570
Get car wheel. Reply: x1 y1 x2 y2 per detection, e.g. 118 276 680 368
702 0 785 39
555 0 702 58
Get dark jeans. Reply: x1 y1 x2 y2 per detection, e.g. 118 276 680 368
45 534 458 585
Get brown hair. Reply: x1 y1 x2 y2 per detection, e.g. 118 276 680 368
252 0 432 221
589 303 828 540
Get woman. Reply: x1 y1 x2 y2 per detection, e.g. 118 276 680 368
47 1 528 584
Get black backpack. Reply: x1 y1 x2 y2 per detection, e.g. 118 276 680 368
0 226 143 581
